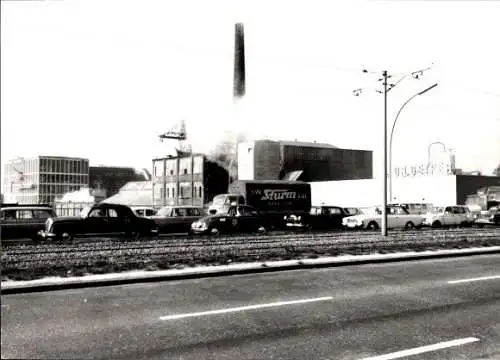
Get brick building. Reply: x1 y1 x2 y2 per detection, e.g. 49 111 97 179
151 154 229 208
237 139 373 182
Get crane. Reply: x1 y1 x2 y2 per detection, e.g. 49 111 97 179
159 119 191 155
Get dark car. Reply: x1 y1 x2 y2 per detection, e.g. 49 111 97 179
150 205 205 234
38 203 159 241
191 205 268 236
286 205 354 230
1 203 56 241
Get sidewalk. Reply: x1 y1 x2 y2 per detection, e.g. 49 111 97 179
2 246 500 295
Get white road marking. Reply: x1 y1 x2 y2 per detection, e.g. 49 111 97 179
448 275 500 284
159 296 333 320
360 337 480 360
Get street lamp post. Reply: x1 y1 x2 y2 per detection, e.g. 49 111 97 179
388 83 438 202
427 141 447 166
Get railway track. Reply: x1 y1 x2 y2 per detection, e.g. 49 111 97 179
3 229 499 265
3 227 498 254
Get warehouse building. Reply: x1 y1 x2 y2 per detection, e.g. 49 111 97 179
237 139 373 182
151 153 229 208
310 152 500 208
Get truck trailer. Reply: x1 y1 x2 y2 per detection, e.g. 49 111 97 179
207 180 312 228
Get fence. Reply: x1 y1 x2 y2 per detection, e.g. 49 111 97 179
54 201 95 217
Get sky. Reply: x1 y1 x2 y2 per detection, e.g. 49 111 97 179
1 0 500 191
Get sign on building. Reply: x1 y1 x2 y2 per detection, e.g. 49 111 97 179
394 161 454 178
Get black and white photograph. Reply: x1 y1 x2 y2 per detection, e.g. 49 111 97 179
1 0 499 358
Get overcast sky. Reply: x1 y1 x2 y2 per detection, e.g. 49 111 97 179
1 0 499 191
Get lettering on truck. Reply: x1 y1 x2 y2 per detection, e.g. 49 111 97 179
260 189 297 201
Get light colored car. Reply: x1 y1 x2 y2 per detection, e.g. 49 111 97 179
423 205 474 228
342 205 424 230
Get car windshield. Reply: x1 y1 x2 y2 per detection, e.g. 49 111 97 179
157 207 172 217
212 195 226 205
79 206 92 218
432 207 445 213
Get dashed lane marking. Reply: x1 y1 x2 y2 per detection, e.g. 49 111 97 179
360 337 480 360
160 296 333 320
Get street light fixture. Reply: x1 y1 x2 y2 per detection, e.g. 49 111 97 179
388 83 438 202
355 66 434 236
427 141 447 167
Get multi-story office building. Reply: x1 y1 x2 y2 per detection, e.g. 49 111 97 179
152 154 229 208
3 156 89 205
237 139 373 182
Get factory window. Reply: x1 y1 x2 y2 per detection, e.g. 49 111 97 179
198 186 202 198
180 187 184 197
170 169 174 175
172 188 175 198
183 169 188 175
166 188 170 198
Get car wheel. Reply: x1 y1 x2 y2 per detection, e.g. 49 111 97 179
459 221 468 228
257 225 267 234
60 232 73 242
210 227 220 236
404 221 415 230
432 220 442 228
367 221 379 230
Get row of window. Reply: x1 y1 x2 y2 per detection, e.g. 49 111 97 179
155 186 204 199
40 158 89 175
40 174 88 184
154 168 200 177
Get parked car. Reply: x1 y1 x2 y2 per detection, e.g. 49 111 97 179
38 203 159 241
1 203 56 241
131 206 157 217
150 205 205 234
286 205 354 230
191 205 268 236
422 205 474 228
390 203 433 215
342 205 424 230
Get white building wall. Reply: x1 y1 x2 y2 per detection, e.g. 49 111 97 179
237 141 256 180
310 175 458 208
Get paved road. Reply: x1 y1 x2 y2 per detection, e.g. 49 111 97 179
2 254 500 359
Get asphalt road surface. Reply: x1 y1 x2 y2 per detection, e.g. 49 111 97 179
2 254 500 360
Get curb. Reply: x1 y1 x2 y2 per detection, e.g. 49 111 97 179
2 246 500 295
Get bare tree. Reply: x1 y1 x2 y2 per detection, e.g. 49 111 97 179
494 164 500 177
209 131 246 184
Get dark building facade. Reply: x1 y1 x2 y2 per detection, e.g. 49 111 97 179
238 140 373 182
89 166 146 199
152 154 229 208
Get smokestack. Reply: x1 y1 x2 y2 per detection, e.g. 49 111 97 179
233 23 246 98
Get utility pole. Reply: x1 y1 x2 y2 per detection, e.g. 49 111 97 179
355 65 434 236
382 71 389 236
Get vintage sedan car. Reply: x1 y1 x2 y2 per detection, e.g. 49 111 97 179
286 205 355 230
1 203 56 241
342 205 424 230
191 205 267 236
150 205 205 234
422 205 474 228
38 203 159 241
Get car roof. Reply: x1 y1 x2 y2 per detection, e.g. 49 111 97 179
1 206 54 211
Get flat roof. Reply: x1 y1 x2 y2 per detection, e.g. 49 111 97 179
153 153 205 161
278 140 338 148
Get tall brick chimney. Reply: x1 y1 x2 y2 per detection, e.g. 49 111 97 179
233 23 246 98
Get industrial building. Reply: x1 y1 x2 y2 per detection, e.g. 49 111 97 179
3 156 89 204
237 139 373 182
310 150 500 208
151 154 229 208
